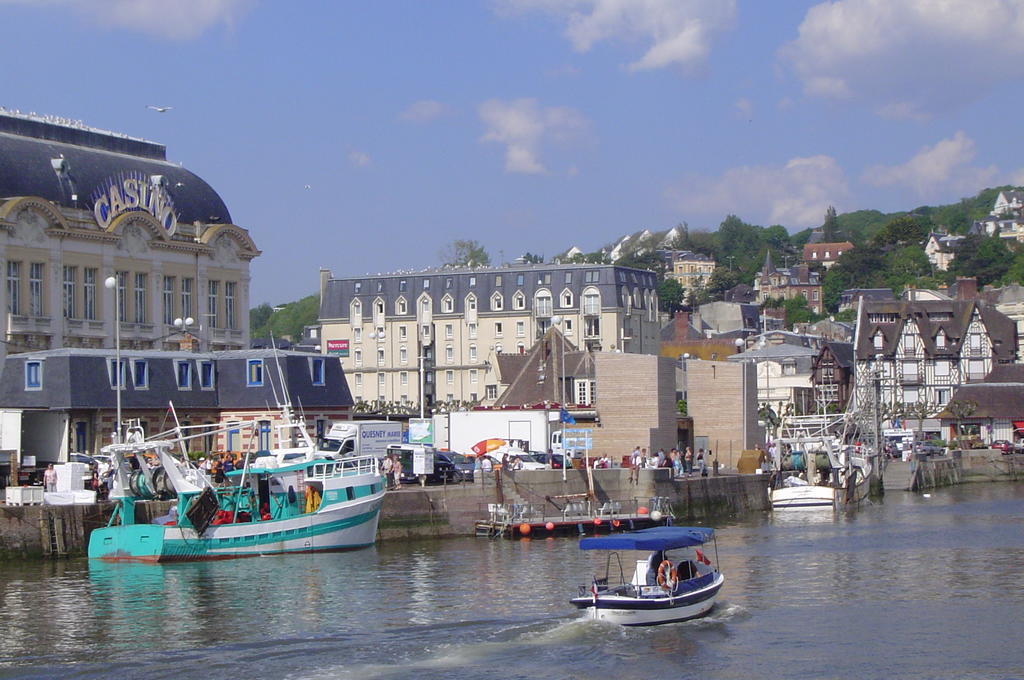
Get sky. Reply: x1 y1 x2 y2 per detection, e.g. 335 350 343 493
4 0 1024 305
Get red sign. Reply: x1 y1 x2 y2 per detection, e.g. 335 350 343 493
326 339 349 357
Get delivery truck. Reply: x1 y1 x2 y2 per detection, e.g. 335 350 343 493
436 410 565 456
319 421 403 457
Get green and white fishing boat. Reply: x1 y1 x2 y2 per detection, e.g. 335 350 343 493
88 407 385 562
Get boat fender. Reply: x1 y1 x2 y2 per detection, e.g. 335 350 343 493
656 560 676 591
288 486 297 504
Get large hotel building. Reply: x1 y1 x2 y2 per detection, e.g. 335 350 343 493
0 109 259 357
318 264 662 409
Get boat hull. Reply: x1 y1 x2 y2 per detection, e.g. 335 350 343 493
571 573 723 626
770 485 836 509
88 494 383 562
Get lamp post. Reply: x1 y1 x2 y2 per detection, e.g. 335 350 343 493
369 329 385 406
174 316 196 351
550 316 567 405
104 276 122 443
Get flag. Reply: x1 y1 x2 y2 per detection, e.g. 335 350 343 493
695 549 711 566
560 408 576 424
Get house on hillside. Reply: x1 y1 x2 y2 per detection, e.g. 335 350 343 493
839 288 896 312
802 241 853 269
924 232 964 271
753 252 824 314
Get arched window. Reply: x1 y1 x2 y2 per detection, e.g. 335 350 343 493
560 289 573 308
441 294 454 314
513 292 526 310
535 289 552 317
395 296 407 315
491 292 504 311
582 288 601 315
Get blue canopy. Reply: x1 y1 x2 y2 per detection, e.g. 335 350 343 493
580 526 714 551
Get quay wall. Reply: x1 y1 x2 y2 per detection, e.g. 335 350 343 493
912 451 1022 491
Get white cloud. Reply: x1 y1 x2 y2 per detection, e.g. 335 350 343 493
667 155 850 228
783 0 1024 118
863 132 998 198
400 100 447 122
348 151 372 168
497 0 735 72
478 98 587 174
734 97 753 120
1 0 253 40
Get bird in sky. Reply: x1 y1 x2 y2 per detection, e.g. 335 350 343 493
146 105 173 113
304 184 312 190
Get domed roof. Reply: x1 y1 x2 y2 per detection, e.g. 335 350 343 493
0 112 231 225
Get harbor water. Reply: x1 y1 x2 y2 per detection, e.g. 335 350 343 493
1 482 1022 680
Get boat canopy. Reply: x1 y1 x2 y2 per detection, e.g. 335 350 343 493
580 526 714 551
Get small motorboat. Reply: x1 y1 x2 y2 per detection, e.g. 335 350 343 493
570 526 724 626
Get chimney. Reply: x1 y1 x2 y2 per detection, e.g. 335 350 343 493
955 277 978 300
673 310 690 340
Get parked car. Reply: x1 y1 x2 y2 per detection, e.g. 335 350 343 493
531 451 570 469
394 447 461 485
444 452 476 482
991 440 1013 454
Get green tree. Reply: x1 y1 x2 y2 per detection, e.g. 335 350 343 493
704 268 742 302
822 205 840 241
249 302 273 335
883 246 931 290
520 252 544 264
440 239 491 267
870 215 927 248
950 235 1013 285
657 278 685 312
250 295 320 341
781 295 817 326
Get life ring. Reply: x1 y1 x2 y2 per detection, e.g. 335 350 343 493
656 560 676 590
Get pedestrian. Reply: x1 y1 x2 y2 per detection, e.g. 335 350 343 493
213 459 225 486
222 455 234 475
671 449 683 477
656 449 665 467
684 447 693 475
43 463 57 492
393 453 403 489
629 446 641 484
382 453 395 490
697 450 707 477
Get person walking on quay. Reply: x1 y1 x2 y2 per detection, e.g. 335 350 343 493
684 447 693 475
382 453 395 490
393 453 403 490
43 463 57 491
629 446 641 484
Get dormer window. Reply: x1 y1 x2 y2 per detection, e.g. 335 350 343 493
873 331 884 350
935 331 946 349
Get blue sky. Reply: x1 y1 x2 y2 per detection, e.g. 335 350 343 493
4 0 1024 304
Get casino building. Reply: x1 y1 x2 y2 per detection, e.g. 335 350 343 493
0 108 260 358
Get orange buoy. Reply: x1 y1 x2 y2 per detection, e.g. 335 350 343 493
593 517 602 525
638 506 649 515
545 522 555 531
612 519 621 528
519 523 532 535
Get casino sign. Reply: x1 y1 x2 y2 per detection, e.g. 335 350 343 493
91 171 178 236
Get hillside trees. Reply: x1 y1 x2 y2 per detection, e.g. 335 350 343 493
440 239 491 267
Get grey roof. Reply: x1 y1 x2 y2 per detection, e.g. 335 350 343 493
320 263 658 320
0 112 231 224
727 343 819 360
493 328 592 407
0 349 351 410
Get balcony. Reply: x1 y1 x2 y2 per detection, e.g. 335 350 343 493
8 314 52 334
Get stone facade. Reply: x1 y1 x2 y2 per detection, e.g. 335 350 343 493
318 264 661 410
686 360 762 470
0 110 259 357
591 353 678 457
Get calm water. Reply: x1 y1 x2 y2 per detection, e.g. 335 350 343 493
1 483 1022 680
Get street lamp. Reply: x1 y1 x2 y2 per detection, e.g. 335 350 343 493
174 316 196 350
104 276 122 443
551 316 567 405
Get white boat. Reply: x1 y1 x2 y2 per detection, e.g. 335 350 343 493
569 526 724 626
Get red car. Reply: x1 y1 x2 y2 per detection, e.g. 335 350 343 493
991 440 1013 454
